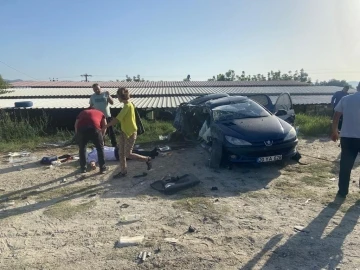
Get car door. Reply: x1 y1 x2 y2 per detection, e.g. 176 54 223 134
274 92 295 125
247 94 275 113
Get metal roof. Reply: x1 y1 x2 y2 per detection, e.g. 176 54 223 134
0 96 195 109
0 86 344 98
0 95 334 110
10 80 310 88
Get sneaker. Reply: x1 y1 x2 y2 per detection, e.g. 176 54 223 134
100 166 108 174
81 168 87 174
336 191 347 199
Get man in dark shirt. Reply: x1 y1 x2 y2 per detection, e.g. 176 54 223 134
331 86 349 131
75 108 108 173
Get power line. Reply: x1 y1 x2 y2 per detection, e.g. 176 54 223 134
0 60 38 80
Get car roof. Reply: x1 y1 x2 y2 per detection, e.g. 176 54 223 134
205 96 248 109
188 93 230 105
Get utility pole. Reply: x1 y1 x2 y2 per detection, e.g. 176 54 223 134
81 73 92 82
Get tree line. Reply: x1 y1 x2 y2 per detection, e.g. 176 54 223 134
204 69 352 88
0 70 353 88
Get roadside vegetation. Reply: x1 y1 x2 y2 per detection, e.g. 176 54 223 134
295 113 332 137
0 110 175 152
0 110 331 152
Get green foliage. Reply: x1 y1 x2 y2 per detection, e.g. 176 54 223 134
295 113 332 136
314 79 352 88
208 69 312 83
136 120 175 143
0 111 49 142
0 74 9 93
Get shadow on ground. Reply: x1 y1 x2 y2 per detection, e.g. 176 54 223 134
241 198 360 269
0 143 289 220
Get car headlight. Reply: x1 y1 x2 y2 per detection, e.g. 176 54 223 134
225 136 252 146
284 127 297 141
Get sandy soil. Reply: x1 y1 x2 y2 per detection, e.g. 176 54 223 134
0 138 359 270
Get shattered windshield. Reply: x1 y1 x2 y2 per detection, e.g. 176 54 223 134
212 100 270 121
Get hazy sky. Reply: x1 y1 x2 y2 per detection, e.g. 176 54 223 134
1 0 359 82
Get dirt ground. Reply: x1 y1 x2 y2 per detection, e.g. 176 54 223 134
0 138 359 270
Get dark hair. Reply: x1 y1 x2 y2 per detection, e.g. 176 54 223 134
117 87 130 100
343 86 350 90
92 83 99 88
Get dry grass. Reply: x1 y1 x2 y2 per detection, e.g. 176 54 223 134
172 197 229 222
43 200 97 220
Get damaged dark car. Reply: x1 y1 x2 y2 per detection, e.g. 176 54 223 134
173 93 298 168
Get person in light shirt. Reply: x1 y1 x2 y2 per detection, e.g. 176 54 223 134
331 82 360 198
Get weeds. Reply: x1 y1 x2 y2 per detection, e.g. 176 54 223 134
295 113 331 136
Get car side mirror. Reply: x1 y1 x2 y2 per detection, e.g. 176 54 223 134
275 109 287 116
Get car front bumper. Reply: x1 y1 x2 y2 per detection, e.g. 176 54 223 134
224 139 298 163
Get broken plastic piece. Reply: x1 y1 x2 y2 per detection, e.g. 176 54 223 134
114 236 144 248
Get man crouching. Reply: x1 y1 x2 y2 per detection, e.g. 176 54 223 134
75 107 108 174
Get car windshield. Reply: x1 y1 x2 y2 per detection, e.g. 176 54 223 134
212 100 271 121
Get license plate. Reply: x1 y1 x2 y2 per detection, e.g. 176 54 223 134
257 155 282 163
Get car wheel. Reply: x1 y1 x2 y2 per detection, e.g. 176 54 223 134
209 140 222 169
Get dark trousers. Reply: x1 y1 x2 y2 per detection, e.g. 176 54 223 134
338 137 360 195
106 117 117 147
78 127 105 170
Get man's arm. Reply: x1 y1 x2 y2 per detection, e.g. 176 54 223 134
331 93 336 106
74 119 79 134
106 91 114 105
100 117 107 136
331 111 342 141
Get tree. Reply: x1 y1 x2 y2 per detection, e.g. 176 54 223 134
208 69 312 83
314 79 352 88
0 75 9 94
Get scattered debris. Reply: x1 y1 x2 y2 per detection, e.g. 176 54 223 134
211 186 219 191
330 177 336 181
60 178 67 184
294 226 309 233
158 145 171 152
51 161 62 167
305 199 311 204
114 236 144 248
120 203 130 209
137 251 152 262
164 238 178 244
21 196 28 200
214 199 219 203
159 135 170 141
154 248 161 254
188 226 196 233
88 193 97 198
117 214 141 225
142 251 147 261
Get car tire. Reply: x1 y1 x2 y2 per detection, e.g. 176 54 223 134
209 140 222 169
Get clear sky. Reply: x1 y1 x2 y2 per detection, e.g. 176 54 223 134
1 0 359 82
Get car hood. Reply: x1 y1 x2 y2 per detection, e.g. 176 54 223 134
218 116 291 142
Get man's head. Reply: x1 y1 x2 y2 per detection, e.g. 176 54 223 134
342 86 350 93
92 83 101 94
